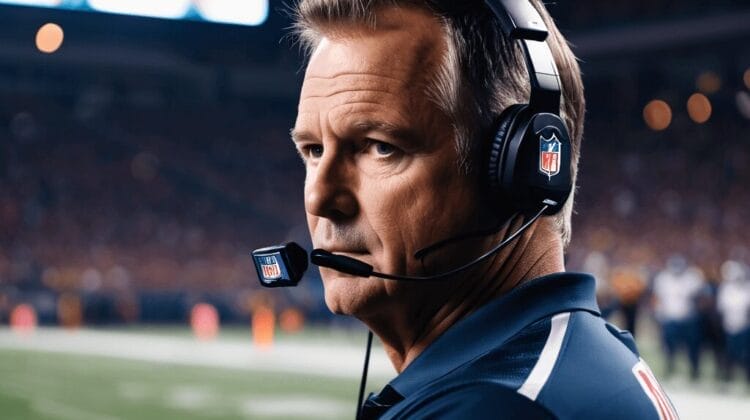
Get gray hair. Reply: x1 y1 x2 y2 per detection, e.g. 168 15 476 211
292 0 585 246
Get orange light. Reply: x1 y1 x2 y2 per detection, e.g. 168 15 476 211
643 100 672 131
696 71 721 94
252 306 275 349
687 93 712 124
279 308 304 333
190 303 220 341
35 23 64 54
744 68 750 90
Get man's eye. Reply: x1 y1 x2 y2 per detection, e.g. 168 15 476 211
369 141 396 156
305 144 323 158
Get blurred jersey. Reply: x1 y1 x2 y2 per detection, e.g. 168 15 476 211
717 261 750 334
611 266 647 305
653 267 705 321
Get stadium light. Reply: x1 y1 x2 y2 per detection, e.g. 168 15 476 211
194 0 268 26
0 0 61 6
736 91 750 120
35 22 64 54
87 0 191 19
695 71 721 95
643 99 672 131
687 93 712 124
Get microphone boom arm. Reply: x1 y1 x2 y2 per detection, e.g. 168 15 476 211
311 204 550 282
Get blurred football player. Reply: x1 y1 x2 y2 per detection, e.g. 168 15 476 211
652 254 706 379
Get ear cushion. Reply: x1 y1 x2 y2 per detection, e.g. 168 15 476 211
487 104 527 201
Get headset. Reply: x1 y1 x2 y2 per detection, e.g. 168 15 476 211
251 2 574 418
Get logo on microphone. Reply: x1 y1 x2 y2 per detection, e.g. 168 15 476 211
539 133 561 180
260 256 282 280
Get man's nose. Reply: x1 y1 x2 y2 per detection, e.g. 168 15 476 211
305 152 358 222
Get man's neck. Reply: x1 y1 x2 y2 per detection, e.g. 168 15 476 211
362 216 565 373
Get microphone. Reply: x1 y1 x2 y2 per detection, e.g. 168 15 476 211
251 242 308 287
251 203 551 287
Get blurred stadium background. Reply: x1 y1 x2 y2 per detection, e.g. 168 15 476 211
0 0 749 419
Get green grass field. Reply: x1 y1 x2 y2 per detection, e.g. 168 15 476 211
0 323 748 420
0 327 395 420
0 348 359 420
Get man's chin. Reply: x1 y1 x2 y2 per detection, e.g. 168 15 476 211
321 272 384 316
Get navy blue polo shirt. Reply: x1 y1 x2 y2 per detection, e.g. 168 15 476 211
361 273 678 419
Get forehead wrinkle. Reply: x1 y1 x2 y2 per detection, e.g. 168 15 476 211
301 87 398 100
300 72 407 98
326 105 410 139
298 87 406 116
305 72 403 83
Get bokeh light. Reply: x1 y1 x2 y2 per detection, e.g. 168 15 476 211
35 22 64 54
744 68 750 90
643 99 672 131
696 71 721 94
736 91 750 120
687 93 712 124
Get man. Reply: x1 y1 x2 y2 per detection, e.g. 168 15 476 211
290 0 676 418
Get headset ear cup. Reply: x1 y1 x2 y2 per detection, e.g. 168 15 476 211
487 104 526 206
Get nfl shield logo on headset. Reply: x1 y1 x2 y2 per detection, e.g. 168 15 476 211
260 256 282 280
539 133 562 180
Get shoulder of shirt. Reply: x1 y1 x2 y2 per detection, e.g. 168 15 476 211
532 311 665 419
387 311 667 420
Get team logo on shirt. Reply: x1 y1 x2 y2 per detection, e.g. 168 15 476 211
632 359 679 420
539 133 561 180
260 256 282 280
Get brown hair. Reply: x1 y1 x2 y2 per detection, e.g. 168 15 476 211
293 0 585 246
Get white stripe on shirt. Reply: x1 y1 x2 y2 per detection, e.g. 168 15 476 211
517 312 571 401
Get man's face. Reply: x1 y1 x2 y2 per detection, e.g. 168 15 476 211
293 8 483 316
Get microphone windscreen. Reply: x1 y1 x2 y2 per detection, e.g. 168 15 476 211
251 242 308 287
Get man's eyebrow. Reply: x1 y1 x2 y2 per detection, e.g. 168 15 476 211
290 121 416 143
290 128 318 144
351 120 416 142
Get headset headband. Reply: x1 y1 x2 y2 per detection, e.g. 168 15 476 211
483 0 561 114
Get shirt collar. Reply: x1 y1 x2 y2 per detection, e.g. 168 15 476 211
388 272 600 398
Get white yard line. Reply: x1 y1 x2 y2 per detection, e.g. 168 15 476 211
0 328 395 379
